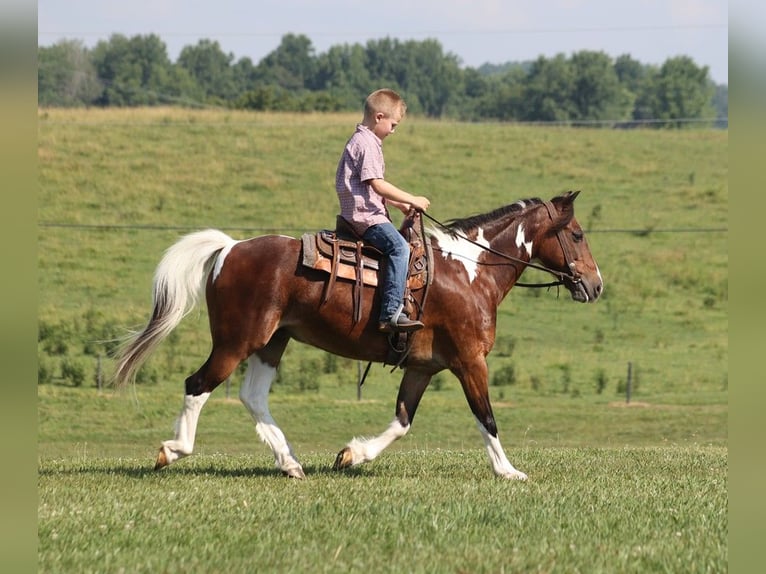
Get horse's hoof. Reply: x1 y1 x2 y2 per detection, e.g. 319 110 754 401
154 447 168 470
283 467 306 479
502 470 528 481
333 447 354 470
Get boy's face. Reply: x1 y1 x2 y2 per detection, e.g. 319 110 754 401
372 108 403 141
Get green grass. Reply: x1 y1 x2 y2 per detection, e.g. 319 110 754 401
38 382 727 571
39 448 726 573
38 108 727 572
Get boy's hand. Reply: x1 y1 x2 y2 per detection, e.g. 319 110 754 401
411 196 430 212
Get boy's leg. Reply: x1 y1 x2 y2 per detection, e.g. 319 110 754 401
363 222 423 332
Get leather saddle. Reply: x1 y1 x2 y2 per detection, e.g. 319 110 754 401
301 211 432 324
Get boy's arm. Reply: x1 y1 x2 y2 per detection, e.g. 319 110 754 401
387 199 411 214
368 178 430 212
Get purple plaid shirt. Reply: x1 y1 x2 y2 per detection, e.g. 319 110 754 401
335 123 391 236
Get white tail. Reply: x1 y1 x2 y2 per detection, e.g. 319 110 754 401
113 229 238 386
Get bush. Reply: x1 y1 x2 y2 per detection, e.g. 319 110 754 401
61 357 87 387
135 364 160 385
38 355 55 385
40 320 71 356
323 353 338 374
494 335 516 358
491 364 516 387
297 358 321 392
595 368 608 394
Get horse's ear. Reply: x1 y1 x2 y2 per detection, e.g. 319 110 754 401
560 190 580 204
549 191 579 228
551 190 580 208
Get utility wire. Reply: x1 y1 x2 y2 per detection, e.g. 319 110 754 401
37 221 727 235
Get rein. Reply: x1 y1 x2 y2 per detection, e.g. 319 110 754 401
421 206 578 289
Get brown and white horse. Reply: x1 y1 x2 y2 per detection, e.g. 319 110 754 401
114 191 602 479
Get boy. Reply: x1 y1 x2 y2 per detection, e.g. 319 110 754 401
335 89 431 333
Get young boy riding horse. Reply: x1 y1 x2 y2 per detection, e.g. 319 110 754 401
335 89 431 333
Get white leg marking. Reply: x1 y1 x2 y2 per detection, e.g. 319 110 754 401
475 419 528 480
239 355 304 477
345 419 411 465
160 392 211 465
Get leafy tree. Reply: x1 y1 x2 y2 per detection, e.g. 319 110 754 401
231 56 259 96
177 39 237 103
397 39 462 117
38 40 101 106
614 53 647 94
519 54 576 122
90 34 175 106
255 33 317 90
569 50 631 122
363 37 405 90
313 44 373 108
471 69 525 121
631 66 660 122
37 32 726 126
649 56 714 126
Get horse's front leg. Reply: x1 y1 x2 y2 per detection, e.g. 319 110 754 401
334 368 431 470
455 359 528 480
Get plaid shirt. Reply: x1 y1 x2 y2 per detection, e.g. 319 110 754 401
335 124 391 236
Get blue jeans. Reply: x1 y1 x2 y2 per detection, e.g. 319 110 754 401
363 222 409 322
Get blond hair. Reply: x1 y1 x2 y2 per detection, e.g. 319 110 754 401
363 89 407 120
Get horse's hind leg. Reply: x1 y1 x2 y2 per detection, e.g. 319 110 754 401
238 333 305 478
155 348 241 470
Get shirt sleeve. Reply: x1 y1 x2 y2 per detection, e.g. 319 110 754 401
356 139 385 183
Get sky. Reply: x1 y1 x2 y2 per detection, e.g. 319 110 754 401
38 0 729 84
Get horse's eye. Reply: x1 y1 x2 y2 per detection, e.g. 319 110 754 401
572 230 584 242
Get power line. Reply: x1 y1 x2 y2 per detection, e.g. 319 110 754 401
38 24 727 39
37 221 728 235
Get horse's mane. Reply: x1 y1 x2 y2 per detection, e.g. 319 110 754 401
442 198 544 235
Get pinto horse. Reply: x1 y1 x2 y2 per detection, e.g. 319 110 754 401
114 191 602 479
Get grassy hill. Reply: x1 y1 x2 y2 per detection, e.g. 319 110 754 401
37 107 727 400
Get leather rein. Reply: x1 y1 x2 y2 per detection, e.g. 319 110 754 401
421 201 582 289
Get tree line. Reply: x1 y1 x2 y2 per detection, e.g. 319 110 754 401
38 33 727 126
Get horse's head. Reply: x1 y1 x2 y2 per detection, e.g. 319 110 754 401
536 191 603 303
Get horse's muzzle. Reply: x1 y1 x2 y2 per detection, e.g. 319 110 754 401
567 276 603 303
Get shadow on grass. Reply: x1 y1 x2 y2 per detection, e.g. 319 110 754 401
38 459 376 480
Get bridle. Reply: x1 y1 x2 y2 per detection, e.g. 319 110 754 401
421 202 582 289
541 200 583 285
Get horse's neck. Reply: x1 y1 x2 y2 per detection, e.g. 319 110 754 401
428 216 531 297
485 215 534 260
481 215 537 294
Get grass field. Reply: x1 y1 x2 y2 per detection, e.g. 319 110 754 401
39 448 726 573
38 108 727 572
